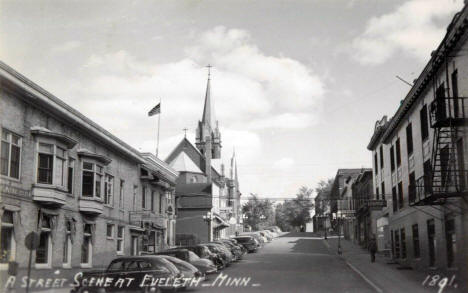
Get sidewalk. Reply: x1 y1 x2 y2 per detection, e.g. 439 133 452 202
324 237 462 293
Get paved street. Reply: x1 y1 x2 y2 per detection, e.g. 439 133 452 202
191 233 376 293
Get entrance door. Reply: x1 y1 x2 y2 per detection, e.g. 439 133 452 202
427 219 436 267
445 219 456 268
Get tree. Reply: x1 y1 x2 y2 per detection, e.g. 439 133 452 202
274 203 293 232
274 186 314 232
242 194 274 231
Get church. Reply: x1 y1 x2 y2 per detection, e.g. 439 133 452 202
165 69 242 243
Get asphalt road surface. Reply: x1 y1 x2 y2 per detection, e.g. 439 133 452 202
190 232 376 293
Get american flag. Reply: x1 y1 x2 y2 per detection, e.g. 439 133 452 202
148 103 161 116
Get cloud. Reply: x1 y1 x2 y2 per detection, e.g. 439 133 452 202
51 41 81 53
273 157 295 169
352 0 463 65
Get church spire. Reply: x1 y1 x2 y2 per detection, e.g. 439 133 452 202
201 65 214 126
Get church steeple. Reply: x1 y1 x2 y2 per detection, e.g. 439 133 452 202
196 65 222 162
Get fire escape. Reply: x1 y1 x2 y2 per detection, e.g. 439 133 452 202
410 59 468 206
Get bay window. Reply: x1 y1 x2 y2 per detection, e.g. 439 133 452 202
82 162 103 198
1 129 21 179
37 143 67 188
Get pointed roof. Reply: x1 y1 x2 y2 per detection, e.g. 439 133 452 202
169 151 203 174
201 71 216 128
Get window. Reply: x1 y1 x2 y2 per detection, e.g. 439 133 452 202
375 187 379 200
457 139 466 190
392 186 398 212
379 145 384 169
131 236 138 256
390 145 395 172
420 105 429 141
82 162 103 198
37 143 67 187
395 138 401 167
445 219 456 268
394 230 400 258
37 144 53 184
400 228 407 259
452 70 459 117
423 159 432 194
68 159 75 194
409 172 416 204
104 174 114 205
398 182 404 209
63 221 72 267
412 224 420 258
36 214 52 267
1 129 21 179
0 211 16 264
374 153 378 175
406 123 413 155
106 224 114 239
427 219 436 266
119 180 125 209
142 187 147 209
151 191 155 212
81 224 93 266
159 193 164 214
381 182 385 200
117 226 124 254
133 185 138 211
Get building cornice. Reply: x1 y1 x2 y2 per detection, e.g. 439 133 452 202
381 6 468 143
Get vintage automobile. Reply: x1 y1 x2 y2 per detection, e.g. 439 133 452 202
71 255 184 293
155 249 217 275
202 243 234 265
157 255 204 280
213 240 244 260
232 235 259 253
175 245 225 270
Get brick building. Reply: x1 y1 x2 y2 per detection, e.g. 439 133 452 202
367 3 468 285
0 61 178 281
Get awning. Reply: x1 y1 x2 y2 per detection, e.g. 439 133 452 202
213 214 229 229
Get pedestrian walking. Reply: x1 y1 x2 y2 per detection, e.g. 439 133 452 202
369 235 377 263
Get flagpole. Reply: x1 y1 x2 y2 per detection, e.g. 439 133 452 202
156 98 161 157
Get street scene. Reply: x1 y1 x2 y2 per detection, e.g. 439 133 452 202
1 0 468 292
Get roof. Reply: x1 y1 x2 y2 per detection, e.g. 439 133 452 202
0 61 145 164
367 116 390 150
169 152 203 173
202 76 216 127
381 5 468 142
176 183 212 196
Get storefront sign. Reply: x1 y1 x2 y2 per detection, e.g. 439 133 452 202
129 211 166 228
0 184 30 198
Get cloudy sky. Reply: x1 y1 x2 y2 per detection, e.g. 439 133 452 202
0 0 464 199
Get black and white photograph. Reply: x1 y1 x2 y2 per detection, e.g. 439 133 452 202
1 0 468 292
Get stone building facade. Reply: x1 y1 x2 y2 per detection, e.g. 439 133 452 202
0 61 178 282
367 3 468 287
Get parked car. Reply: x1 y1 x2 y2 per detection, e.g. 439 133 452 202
157 255 204 280
258 231 272 242
202 243 234 265
232 235 259 253
71 255 183 293
155 249 217 275
174 245 224 270
240 232 265 246
214 240 243 260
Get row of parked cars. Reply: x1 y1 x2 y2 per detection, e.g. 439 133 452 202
72 226 282 293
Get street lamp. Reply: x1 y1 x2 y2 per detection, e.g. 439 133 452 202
203 211 213 242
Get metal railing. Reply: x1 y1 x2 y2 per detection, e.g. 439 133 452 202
430 96 468 127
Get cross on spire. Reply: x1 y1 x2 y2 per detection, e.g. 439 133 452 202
183 128 188 138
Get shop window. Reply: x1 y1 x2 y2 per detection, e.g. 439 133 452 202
117 226 124 254
104 174 114 206
81 162 103 198
400 228 406 259
1 129 21 179
412 224 420 258
81 224 93 266
445 219 456 268
0 211 16 264
63 221 72 267
36 214 53 267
